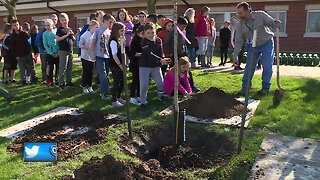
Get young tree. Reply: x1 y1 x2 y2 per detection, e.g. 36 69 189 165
147 0 156 14
0 0 19 20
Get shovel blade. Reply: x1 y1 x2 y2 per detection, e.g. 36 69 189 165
273 89 284 106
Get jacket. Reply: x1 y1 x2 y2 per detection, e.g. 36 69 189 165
139 37 164 68
164 68 192 96
195 15 211 37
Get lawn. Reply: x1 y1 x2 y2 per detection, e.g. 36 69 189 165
0 59 319 179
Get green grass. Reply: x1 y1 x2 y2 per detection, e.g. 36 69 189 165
0 59 319 179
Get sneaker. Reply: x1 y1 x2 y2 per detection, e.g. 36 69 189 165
256 66 262 70
234 65 243 70
136 97 147 104
11 79 17 83
100 94 110 100
112 101 124 108
117 98 126 104
139 104 146 113
218 63 224 66
130 97 141 105
31 77 38 83
258 89 269 95
83 87 90 94
66 82 75 87
87 87 94 93
59 85 65 90
191 84 201 93
238 88 247 96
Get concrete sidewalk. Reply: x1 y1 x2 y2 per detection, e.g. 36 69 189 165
198 62 320 78
72 58 320 79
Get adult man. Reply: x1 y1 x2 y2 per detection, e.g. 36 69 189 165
233 2 280 95
133 11 147 33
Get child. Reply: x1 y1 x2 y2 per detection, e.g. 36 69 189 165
56 13 75 89
165 17 201 93
79 20 100 93
164 56 192 99
1 23 17 83
10 20 38 85
92 14 115 100
157 18 174 75
139 22 171 111
108 22 127 107
30 24 39 63
206 18 216 67
43 19 59 87
219 21 231 66
129 25 145 105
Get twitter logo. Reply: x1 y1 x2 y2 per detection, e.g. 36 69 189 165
25 145 40 158
24 143 57 162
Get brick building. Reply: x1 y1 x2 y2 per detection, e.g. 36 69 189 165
0 0 319 52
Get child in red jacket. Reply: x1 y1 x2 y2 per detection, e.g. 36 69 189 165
157 18 174 75
164 56 192 99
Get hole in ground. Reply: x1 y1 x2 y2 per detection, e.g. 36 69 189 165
120 125 236 172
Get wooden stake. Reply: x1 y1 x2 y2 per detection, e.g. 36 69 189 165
173 0 180 145
120 36 132 138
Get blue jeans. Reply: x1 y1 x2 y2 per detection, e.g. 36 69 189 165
96 57 110 96
196 37 208 55
187 47 196 64
242 38 274 90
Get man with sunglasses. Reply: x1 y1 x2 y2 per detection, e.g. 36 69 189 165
133 11 147 33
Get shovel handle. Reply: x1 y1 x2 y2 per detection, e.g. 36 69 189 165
276 7 281 90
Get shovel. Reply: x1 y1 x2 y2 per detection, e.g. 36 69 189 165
273 8 284 106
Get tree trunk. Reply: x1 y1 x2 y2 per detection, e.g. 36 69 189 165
147 0 156 14
0 0 18 21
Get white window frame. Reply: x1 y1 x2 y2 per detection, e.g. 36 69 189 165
209 12 235 36
304 10 320 37
76 16 89 30
266 10 288 37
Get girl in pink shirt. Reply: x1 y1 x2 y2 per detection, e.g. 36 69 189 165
164 56 192 98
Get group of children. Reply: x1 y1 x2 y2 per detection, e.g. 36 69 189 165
77 10 198 111
1 8 211 111
1 13 74 89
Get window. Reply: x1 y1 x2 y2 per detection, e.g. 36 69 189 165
76 17 89 30
33 20 43 27
210 13 225 30
32 16 49 28
267 11 287 35
306 10 320 33
209 12 235 36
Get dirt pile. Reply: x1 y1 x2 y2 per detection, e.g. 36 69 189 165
67 155 181 180
7 110 122 160
179 87 245 119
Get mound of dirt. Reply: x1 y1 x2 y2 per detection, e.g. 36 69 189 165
67 155 182 180
7 110 122 160
120 126 235 171
179 87 245 119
